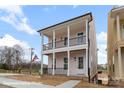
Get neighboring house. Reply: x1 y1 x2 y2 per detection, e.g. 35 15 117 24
38 12 97 78
108 6 124 80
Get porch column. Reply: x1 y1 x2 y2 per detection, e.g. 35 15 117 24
85 19 88 44
40 32 44 75
116 15 121 41
52 30 55 75
85 48 88 76
116 15 122 79
67 26 70 76
118 47 122 78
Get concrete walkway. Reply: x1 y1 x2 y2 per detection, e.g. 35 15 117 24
56 80 80 88
0 77 54 88
0 73 80 88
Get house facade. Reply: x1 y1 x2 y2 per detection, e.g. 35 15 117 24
108 6 124 80
38 13 97 78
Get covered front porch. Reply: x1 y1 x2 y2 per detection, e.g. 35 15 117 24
113 47 124 80
44 49 88 77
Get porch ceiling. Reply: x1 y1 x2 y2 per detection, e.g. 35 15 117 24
111 7 124 19
42 20 86 38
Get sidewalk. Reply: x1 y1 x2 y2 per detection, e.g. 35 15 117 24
0 74 80 88
56 80 80 88
0 77 54 88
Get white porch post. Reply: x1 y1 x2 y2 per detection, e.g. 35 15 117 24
85 19 88 76
67 26 70 76
52 30 55 75
118 47 122 78
85 48 88 76
116 15 122 79
86 19 88 44
117 15 121 41
40 32 44 75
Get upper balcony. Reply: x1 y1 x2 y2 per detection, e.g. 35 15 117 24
38 13 92 54
43 35 86 51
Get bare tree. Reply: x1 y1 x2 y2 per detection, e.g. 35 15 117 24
0 45 25 70
13 44 24 70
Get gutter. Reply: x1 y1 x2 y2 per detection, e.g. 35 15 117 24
87 13 93 83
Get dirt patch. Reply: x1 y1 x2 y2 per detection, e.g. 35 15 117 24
8 74 70 86
75 81 108 88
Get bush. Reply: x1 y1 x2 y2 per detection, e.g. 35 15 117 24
0 63 9 70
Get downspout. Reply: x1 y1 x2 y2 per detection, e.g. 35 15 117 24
87 13 93 83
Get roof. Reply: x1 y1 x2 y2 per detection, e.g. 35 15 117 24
111 6 124 11
37 12 92 32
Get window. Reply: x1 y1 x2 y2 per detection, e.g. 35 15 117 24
64 37 68 46
77 32 84 44
64 57 68 70
78 57 84 69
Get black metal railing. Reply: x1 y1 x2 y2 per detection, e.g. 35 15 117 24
43 68 67 75
43 36 86 51
70 36 86 46
43 43 53 50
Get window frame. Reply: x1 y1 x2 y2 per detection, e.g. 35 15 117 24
78 57 84 69
63 57 68 70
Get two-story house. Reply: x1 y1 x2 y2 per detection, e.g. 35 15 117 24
108 6 124 80
38 12 97 79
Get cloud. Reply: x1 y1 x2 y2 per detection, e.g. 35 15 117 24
42 6 57 12
0 34 30 49
97 31 107 43
43 7 49 12
97 31 107 64
0 6 37 35
0 34 31 60
72 5 79 8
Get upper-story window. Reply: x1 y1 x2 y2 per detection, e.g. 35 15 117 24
77 32 84 44
64 37 68 46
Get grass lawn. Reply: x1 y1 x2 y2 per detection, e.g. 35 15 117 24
8 74 124 88
75 81 108 88
8 74 70 86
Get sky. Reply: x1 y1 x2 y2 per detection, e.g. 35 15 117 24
0 5 113 64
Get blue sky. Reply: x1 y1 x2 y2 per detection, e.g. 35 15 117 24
0 5 113 64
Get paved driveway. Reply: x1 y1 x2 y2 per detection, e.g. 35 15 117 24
0 73 80 88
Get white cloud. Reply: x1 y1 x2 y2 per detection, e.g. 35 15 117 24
0 34 30 49
97 31 107 44
0 34 31 60
72 5 79 8
42 6 57 12
97 31 107 64
0 5 37 35
0 6 24 16
43 7 49 12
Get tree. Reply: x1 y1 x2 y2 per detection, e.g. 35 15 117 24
13 44 24 70
0 45 25 70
